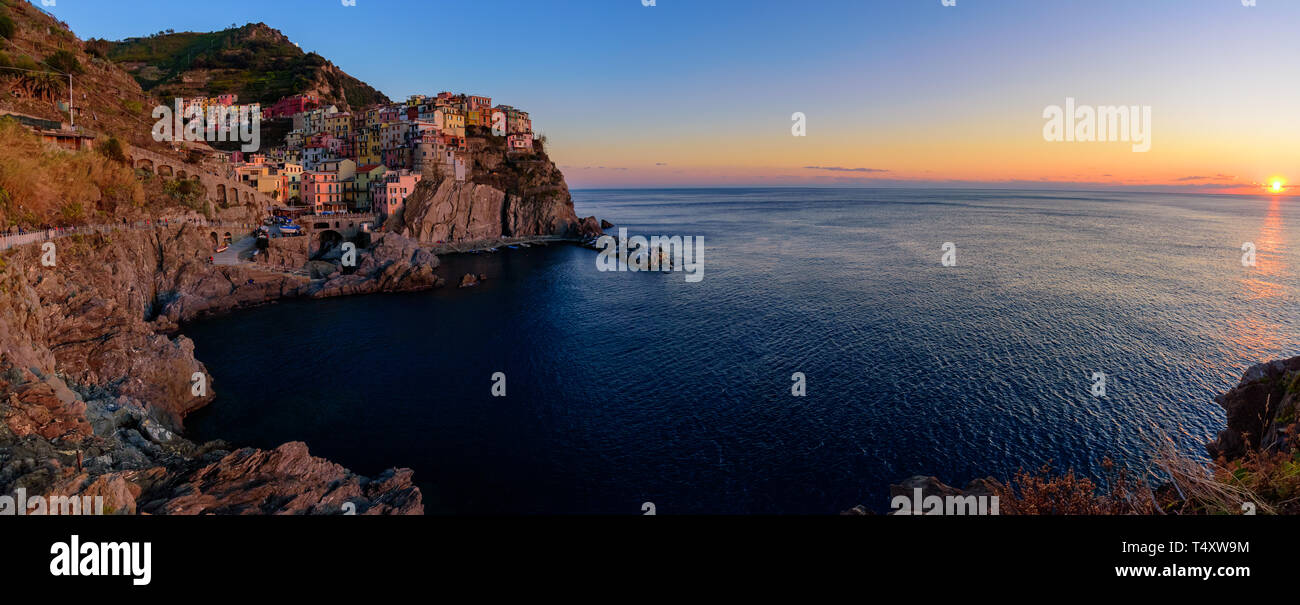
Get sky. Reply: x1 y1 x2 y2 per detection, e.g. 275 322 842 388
40 0 1300 192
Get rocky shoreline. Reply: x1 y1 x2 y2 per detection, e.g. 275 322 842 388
0 224 449 514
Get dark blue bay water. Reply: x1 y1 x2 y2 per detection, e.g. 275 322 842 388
185 189 1300 514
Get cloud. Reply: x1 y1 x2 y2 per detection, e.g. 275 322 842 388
802 166 890 173
1175 174 1236 182
655 162 668 166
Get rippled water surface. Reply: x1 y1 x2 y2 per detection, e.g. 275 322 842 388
185 189 1300 513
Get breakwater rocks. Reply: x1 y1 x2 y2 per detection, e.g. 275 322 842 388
0 224 434 514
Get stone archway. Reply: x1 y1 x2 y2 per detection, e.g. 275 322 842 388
158 164 174 177
137 158 154 173
314 229 343 257
177 170 188 179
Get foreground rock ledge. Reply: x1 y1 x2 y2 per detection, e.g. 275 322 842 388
0 226 435 514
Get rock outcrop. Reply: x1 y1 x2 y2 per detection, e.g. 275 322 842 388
0 225 434 514
143 442 421 515
1207 356 1300 460
392 137 600 243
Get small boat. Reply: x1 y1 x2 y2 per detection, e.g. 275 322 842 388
280 223 301 235
507 245 519 250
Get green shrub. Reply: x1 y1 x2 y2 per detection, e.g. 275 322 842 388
98 136 127 164
44 49 82 75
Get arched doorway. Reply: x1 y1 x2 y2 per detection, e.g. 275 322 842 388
313 229 344 259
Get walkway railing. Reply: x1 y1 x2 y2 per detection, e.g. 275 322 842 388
0 219 260 251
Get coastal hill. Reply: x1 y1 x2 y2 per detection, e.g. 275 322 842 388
102 23 389 110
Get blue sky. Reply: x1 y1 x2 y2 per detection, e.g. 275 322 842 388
40 0 1300 190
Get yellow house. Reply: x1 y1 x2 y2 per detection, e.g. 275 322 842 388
326 113 352 139
282 163 303 204
436 109 466 138
356 130 381 166
257 167 282 201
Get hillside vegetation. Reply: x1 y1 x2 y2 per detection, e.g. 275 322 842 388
0 117 143 228
104 23 389 109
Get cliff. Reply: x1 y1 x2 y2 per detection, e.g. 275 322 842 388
392 137 602 243
0 225 440 514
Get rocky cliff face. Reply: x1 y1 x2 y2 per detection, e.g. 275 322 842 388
393 139 602 243
0 225 440 514
1207 356 1300 460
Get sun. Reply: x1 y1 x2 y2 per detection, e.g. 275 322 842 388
1268 179 1286 194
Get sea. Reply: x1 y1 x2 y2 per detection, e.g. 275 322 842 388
184 188 1300 514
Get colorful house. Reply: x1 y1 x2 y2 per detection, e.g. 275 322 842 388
373 170 423 221
353 164 387 212
507 132 534 154
303 171 345 214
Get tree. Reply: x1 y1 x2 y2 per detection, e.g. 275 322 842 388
98 137 128 164
44 49 83 75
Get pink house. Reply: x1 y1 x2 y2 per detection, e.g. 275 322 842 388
303 171 345 214
373 171 423 221
507 133 534 153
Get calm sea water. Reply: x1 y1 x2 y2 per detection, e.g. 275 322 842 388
185 189 1300 514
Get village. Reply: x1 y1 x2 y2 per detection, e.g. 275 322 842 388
185 91 537 227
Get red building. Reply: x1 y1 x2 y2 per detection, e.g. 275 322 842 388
265 94 321 119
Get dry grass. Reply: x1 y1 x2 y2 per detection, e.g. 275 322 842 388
0 117 143 227
995 458 1157 515
1153 445 1278 515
